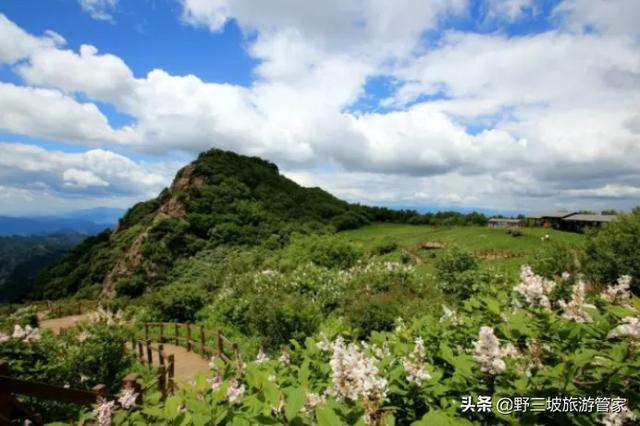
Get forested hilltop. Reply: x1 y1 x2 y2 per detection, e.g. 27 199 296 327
30 149 487 300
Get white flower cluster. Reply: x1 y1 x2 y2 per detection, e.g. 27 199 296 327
12 325 41 343
559 281 594 323
360 340 391 360
117 384 138 410
326 336 388 404
401 337 431 386
208 374 223 391
301 392 325 416
88 307 126 326
473 326 516 375
440 305 462 325
607 317 640 340
93 396 115 426
513 265 556 309
256 347 269 364
226 379 246 404
0 332 9 344
279 349 290 366
601 275 633 306
316 332 332 352
77 330 92 343
600 406 636 426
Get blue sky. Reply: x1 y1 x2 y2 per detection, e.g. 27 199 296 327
0 0 639 215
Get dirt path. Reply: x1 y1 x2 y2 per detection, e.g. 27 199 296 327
40 315 211 384
139 343 211 384
39 315 86 334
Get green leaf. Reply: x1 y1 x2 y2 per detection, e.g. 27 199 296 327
316 406 342 426
285 387 306 421
298 359 310 388
164 395 183 420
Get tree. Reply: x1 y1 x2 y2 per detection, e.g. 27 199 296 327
584 208 640 294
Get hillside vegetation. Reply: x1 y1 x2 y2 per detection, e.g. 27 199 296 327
28 149 487 301
0 234 86 302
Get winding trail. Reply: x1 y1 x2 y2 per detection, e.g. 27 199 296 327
138 343 211 384
39 315 211 384
39 314 86 334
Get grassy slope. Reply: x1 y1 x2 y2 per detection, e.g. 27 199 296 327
338 224 586 277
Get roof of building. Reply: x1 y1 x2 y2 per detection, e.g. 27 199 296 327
563 214 618 223
526 211 577 219
488 218 522 222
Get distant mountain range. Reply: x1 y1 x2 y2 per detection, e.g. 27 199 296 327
0 207 125 236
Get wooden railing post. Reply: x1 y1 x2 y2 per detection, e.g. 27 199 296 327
137 341 144 364
158 365 167 400
174 323 179 346
167 355 175 394
200 325 205 355
0 361 11 423
122 373 143 404
146 341 153 365
158 344 165 367
217 330 223 357
144 323 149 341
159 323 164 343
186 324 192 352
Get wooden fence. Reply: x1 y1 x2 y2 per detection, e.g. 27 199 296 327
44 300 95 318
141 322 241 364
0 360 142 425
130 340 175 398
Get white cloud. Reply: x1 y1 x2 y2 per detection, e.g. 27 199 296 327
0 82 138 146
0 3 640 212
63 169 110 188
18 44 135 106
0 14 64 64
485 0 535 22
0 142 176 200
553 0 640 38
78 0 119 21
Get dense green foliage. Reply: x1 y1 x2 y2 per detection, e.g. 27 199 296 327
54 262 639 426
0 233 85 302
584 209 640 294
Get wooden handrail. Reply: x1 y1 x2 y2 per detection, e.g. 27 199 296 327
139 322 238 363
0 360 143 424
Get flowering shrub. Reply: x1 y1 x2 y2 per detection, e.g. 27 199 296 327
0 306 135 422
77 265 638 426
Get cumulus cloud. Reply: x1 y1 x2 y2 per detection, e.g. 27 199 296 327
0 82 138 146
0 142 174 198
0 0 639 212
78 0 119 21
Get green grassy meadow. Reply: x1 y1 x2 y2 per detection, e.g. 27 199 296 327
338 224 586 277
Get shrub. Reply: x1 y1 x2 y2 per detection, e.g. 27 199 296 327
150 284 207 322
115 275 146 297
245 292 322 350
371 239 398 255
435 247 479 297
584 209 640 294
332 211 370 231
307 236 362 270
530 241 580 279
